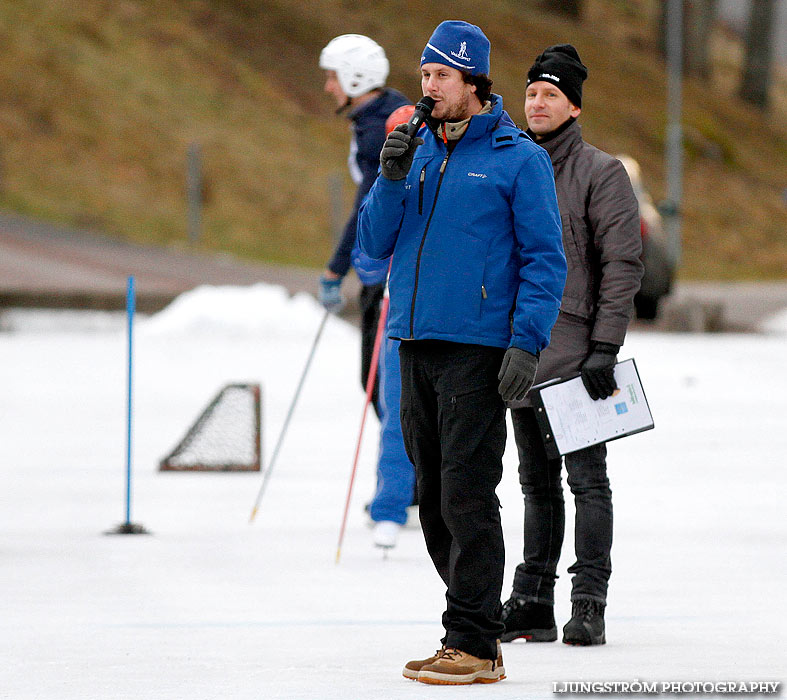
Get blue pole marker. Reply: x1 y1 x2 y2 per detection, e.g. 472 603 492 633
125 275 135 525
105 276 149 535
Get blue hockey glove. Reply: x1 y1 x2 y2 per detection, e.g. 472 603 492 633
318 274 344 313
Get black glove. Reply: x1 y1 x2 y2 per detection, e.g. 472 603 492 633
380 124 424 181
580 342 620 401
497 348 539 402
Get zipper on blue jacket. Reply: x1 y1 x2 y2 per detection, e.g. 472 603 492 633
418 165 426 215
409 151 451 338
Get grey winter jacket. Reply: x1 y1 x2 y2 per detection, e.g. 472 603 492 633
511 119 643 407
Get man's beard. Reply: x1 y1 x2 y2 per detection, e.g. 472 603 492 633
437 94 472 122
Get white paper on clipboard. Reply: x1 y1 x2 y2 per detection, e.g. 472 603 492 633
536 358 653 456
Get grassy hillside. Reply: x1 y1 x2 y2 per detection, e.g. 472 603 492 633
0 0 784 279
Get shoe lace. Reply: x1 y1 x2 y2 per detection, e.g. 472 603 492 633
437 647 463 662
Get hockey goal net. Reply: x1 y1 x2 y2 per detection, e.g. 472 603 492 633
159 383 262 471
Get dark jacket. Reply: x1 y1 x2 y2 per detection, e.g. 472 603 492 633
327 88 411 278
512 120 643 405
358 95 566 355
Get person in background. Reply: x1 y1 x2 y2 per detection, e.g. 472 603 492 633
500 44 644 647
318 35 415 549
358 21 565 684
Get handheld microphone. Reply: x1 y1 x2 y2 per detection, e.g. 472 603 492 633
405 96 436 137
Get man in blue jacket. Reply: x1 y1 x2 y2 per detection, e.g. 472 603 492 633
318 35 415 548
358 20 566 685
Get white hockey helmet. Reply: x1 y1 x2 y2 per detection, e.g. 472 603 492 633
319 34 389 98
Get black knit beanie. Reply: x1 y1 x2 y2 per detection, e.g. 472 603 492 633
527 44 588 108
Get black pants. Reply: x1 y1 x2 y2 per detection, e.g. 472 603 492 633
359 283 385 418
510 407 612 605
399 340 506 660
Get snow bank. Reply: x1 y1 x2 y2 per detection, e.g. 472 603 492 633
140 283 332 338
0 308 127 333
760 305 787 335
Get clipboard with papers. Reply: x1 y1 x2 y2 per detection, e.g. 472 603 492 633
531 358 654 459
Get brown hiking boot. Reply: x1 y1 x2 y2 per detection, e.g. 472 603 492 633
402 646 444 680
417 646 505 685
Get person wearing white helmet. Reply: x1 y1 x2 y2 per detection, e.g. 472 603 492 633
320 33 390 108
318 34 415 550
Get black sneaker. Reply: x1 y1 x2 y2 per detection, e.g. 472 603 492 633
562 599 606 646
500 597 557 643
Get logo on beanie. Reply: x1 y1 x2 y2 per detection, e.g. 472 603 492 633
540 73 560 82
451 41 471 62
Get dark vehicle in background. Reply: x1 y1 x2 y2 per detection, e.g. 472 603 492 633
618 155 676 319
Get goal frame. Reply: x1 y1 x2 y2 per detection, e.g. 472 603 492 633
159 383 262 472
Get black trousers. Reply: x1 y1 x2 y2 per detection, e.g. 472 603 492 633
359 283 385 418
510 407 612 605
399 340 506 660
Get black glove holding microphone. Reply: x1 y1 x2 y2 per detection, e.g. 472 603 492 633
380 126 423 180
379 97 434 181
581 342 620 400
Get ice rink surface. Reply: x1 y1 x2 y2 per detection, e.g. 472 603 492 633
1 284 784 699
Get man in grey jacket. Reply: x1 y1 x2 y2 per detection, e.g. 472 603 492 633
501 44 644 646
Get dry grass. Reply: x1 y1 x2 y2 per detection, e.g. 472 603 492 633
0 0 784 278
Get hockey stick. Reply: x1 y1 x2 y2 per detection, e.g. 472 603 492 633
335 291 389 563
249 308 329 523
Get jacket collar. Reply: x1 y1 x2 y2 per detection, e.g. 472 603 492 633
463 93 505 140
348 88 404 122
533 119 582 162
437 100 493 141
427 93 506 143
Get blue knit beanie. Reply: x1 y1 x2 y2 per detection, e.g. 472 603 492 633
421 20 490 76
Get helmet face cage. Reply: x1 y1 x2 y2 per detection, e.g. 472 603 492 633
319 34 389 98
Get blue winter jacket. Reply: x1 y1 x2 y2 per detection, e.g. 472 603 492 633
357 95 566 355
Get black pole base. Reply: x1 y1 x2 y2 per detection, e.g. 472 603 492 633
104 522 151 535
